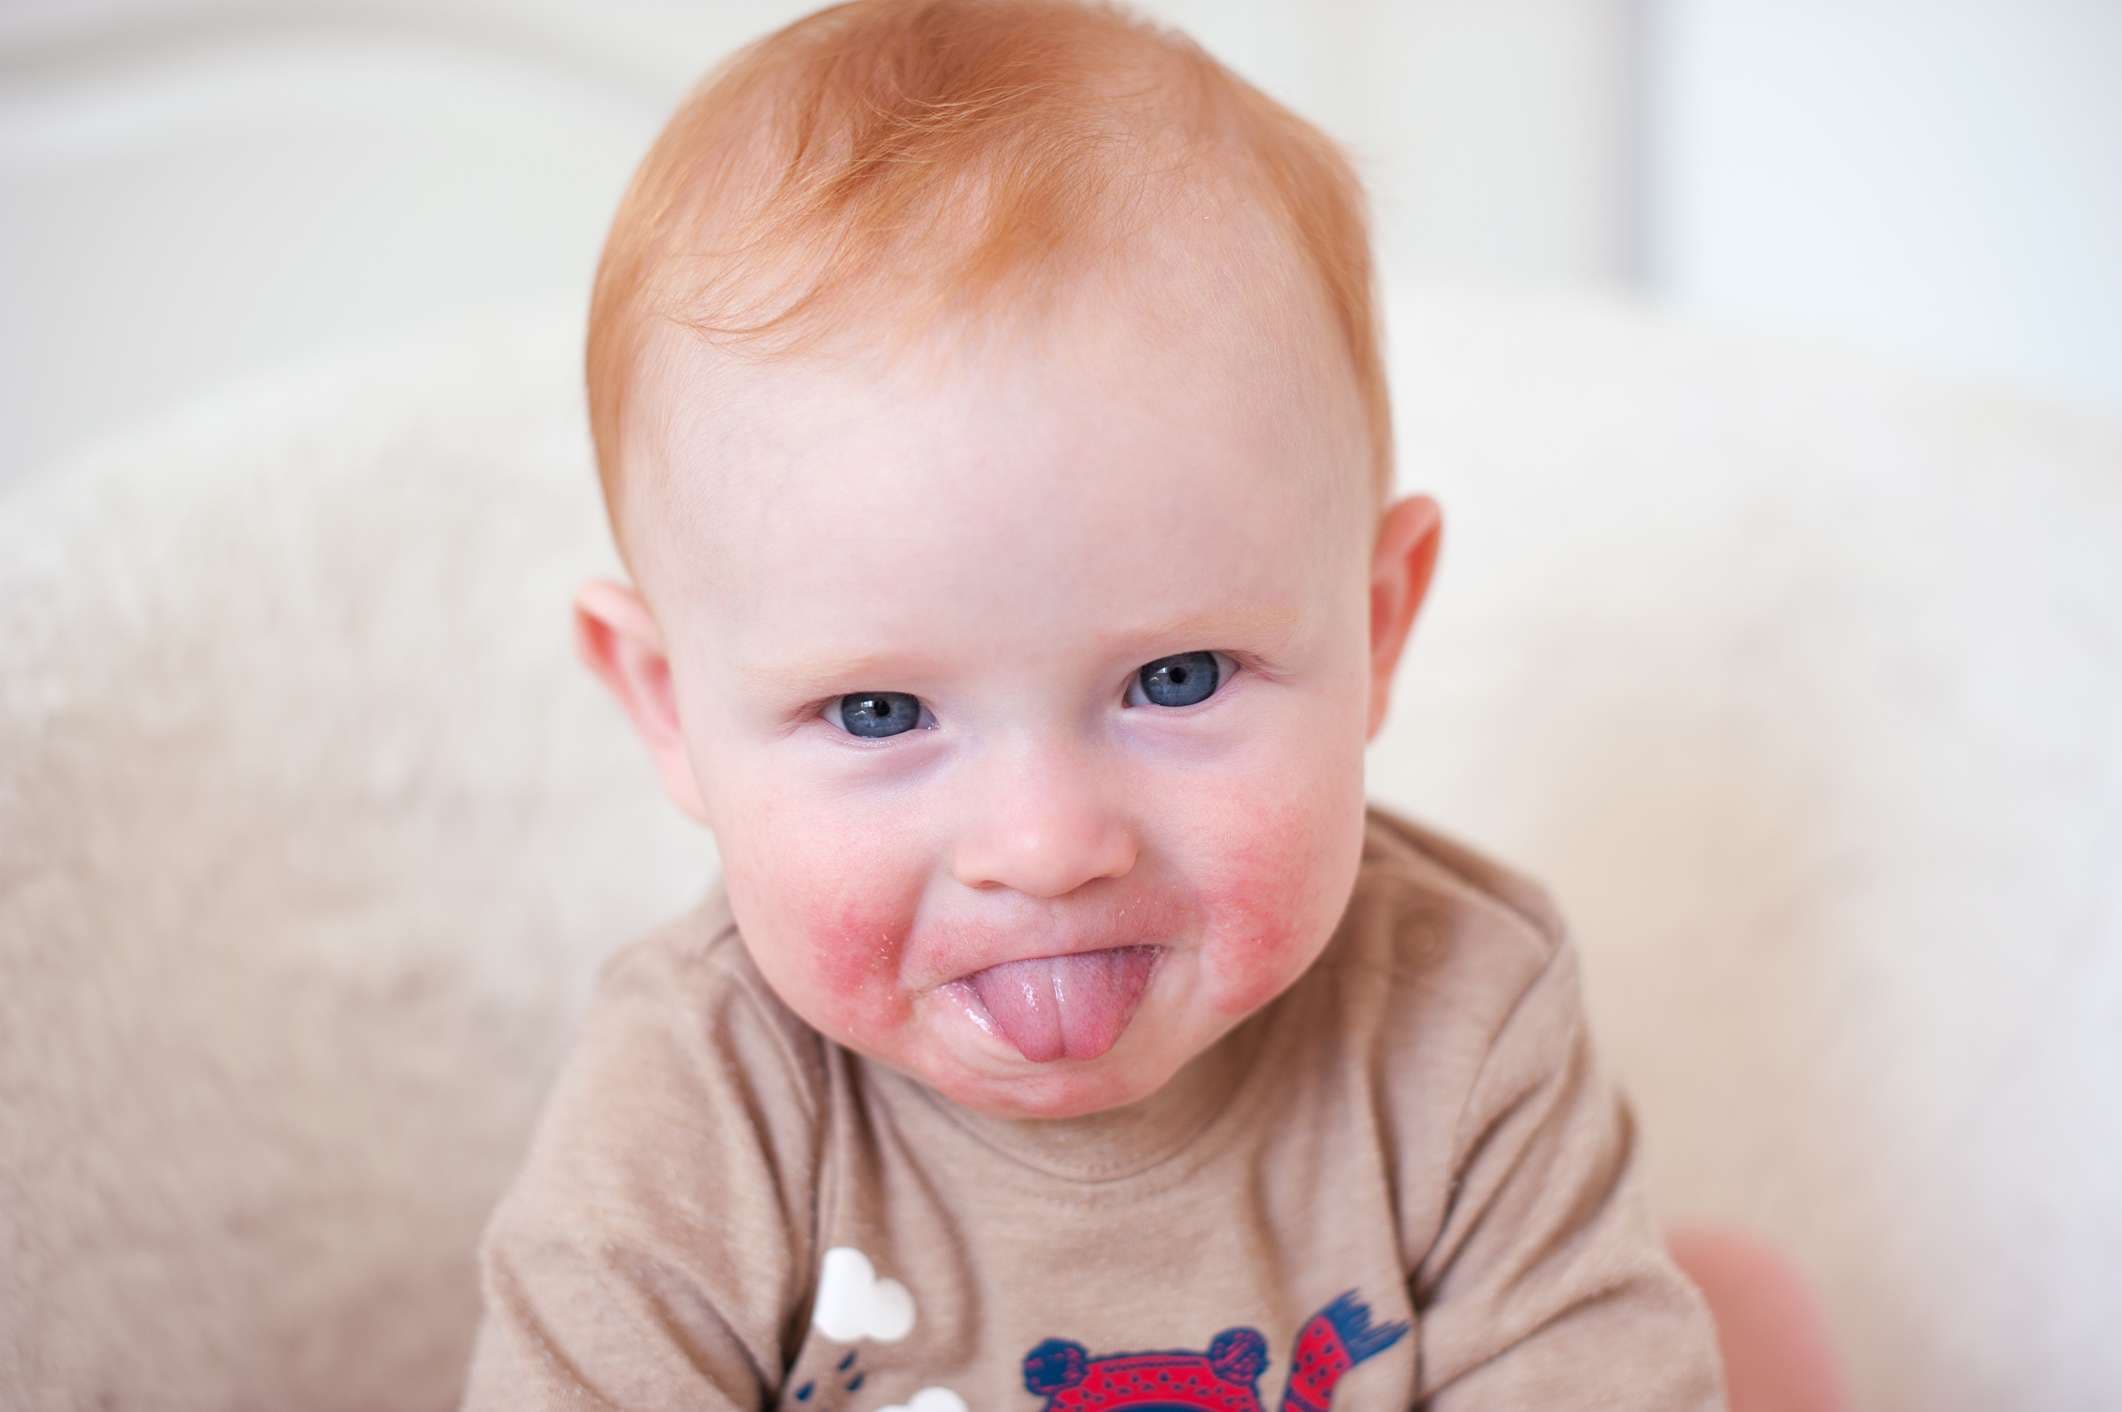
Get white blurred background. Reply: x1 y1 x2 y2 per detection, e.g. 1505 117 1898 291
3 0 2118 484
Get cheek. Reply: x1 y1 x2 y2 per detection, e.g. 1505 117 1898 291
801 887 908 1015
721 799 921 1041
1197 770 1365 1019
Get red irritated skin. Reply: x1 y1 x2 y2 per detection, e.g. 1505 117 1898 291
738 784 1358 1119
573 205 1442 1121
721 755 1366 1121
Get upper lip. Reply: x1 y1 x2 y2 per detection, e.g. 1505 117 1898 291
940 936 1159 985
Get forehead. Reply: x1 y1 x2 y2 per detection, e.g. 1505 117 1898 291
638 210 1367 661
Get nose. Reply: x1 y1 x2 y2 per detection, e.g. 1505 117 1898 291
950 743 1139 899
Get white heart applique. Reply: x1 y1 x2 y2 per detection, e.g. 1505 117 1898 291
812 1246 917 1343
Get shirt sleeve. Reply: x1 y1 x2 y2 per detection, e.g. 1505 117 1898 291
1408 936 1727 1410
458 935 824 1412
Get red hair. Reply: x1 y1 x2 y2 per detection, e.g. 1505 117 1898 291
587 0 1391 572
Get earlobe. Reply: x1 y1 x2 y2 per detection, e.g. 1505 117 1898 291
1365 495 1444 742
572 577 711 826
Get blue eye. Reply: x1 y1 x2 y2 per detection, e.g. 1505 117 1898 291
832 691 926 739
1128 650 1234 708
828 652 1237 739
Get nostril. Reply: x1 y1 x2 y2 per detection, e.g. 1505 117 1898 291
952 817 1137 899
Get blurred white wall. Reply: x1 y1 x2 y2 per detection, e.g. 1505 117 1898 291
1640 0 2122 417
5 2 2117 476
0 0 1630 485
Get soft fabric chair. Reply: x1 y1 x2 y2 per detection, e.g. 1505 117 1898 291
3 291 2115 1411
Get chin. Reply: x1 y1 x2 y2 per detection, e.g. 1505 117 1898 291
925 1051 1181 1121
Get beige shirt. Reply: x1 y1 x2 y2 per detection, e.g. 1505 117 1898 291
461 802 1726 1410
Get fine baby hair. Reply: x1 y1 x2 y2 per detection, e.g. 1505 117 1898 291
584 0 1396 581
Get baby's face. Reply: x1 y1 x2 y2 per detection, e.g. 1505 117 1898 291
602 239 1431 1120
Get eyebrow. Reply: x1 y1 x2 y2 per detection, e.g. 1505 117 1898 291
731 600 1303 694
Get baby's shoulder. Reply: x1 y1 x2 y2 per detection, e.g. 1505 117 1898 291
582 883 831 1113
474 885 831 1373
495 884 831 1237
1305 802 1578 1063
485 885 830 1255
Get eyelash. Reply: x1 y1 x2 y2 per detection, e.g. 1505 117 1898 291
810 651 1249 742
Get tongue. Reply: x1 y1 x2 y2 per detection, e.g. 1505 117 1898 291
966 947 1157 1063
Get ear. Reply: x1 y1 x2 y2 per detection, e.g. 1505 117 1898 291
1365 494 1444 743
572 577 711 826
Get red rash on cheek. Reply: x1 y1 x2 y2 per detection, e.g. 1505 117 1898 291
796 886 910 1037
1203 793 1332 1019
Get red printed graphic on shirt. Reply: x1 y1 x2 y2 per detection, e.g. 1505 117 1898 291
1019 1290 1407 1411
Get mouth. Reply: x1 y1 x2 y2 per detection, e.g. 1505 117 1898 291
943 945 1163 1065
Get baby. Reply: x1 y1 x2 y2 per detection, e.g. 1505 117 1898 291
462 2 1842 1408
